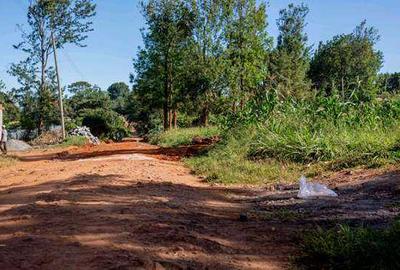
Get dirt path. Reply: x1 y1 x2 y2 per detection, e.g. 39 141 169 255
0 140 294 270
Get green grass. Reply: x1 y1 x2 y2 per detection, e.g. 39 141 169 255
150 126 220 148
185 97 400 185
186 127 306 185
149 97 400 185
295 222 400 270
59 136 88 147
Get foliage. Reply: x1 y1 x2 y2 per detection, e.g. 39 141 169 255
182 0 226 126
296 221 400 270
132 0 272 130
249 97 400 166
187 95 400 184
269 3 310 98
107 82 130 115
222 0 272 107
79 109 130 141
67 85 111 118
0 88 21 128
379 72 400 94
309 20 383 101
67 81 95 94
9 0 96 133
150 126 219 147
132 0 195 130
186 126 304 184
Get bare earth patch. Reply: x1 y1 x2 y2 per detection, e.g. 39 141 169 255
0 139 399 269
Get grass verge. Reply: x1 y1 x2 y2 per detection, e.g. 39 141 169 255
59 136 88 147
295 222 400 270
150 126 220 148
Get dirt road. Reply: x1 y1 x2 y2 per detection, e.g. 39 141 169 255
0 140 294 270
0 140 399 269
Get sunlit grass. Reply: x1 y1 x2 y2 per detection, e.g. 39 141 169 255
0 155 17 169
150 126 220 148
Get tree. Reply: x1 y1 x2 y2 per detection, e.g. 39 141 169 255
309 20 383 101
67 81 96 94
223 0 271 110
67 86 111 119
107 82 130 115
0 81 21 128
8 59 59 132
269 3 310 99
134 0 194 130
129 47 165 134
107 82 130 100
10 0 96 133
183 0 226 126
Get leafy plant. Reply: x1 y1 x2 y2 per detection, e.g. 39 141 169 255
296 222 400 270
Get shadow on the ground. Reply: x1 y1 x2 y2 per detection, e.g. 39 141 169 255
0 173 292 270
15 143 211 163
1 165 398 269
252 170 400 228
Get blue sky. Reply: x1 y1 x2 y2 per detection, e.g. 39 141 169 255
0 0 399 91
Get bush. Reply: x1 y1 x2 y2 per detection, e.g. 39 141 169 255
79 109 130 141
150 126 220 148
296 221 400 270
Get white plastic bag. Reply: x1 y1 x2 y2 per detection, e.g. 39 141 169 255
297 176 338 199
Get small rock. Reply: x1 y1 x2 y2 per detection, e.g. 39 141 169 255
239 213 248 222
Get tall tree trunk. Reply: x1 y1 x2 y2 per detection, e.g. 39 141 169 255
39 43 46 134
163 54 170 131
200 104 209 127
168 110 173 129
51 32 66 140
173 109 177 129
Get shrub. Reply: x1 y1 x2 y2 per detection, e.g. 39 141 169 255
79 109 130 141
296 221 400 270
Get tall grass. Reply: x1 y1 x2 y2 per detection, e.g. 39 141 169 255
296 221 400 270
187 95 400 184
250 98 400 166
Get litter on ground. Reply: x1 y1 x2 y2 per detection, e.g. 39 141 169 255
297 175 338 199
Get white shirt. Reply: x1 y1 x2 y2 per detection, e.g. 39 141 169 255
1 129 7 142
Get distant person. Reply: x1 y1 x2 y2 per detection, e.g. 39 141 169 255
1 126 7 155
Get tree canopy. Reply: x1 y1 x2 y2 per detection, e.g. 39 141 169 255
309 20 383 101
